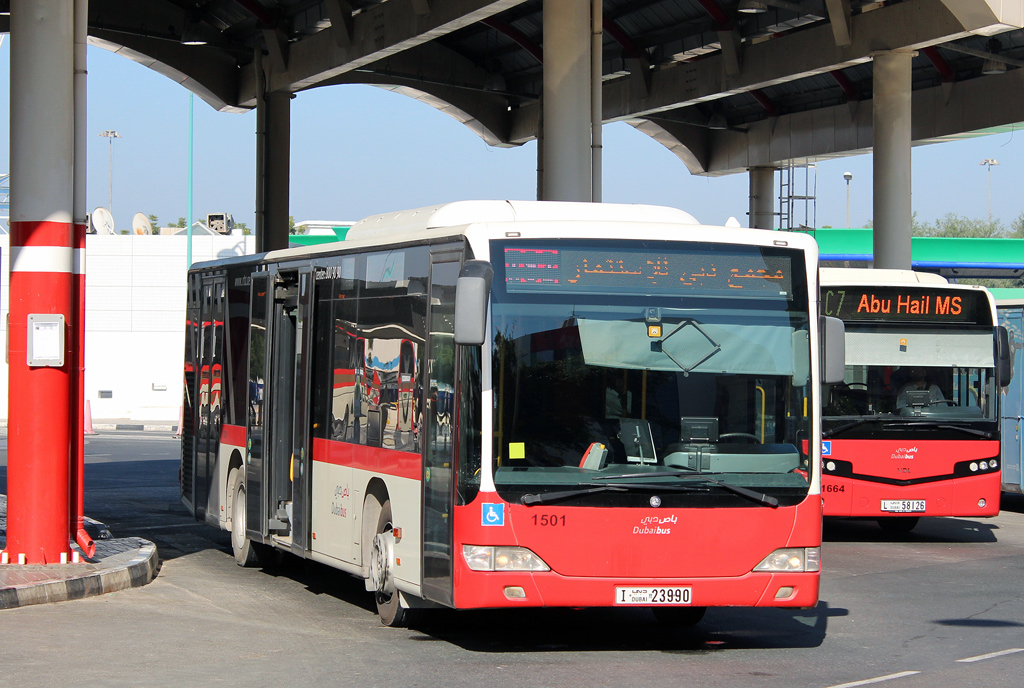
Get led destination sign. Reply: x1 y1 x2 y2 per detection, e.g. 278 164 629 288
504 244 795 298
821 286 990 324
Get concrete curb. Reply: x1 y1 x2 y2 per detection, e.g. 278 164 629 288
0 538 159 610
91 423 179 433
0 422 178 433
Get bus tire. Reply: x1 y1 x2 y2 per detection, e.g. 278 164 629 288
878 516 919 534
369 499 415 627
651 606 707 627
230 468 264 567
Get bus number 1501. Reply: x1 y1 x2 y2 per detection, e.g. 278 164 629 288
532 514 566 526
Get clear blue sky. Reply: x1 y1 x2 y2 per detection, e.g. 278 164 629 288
2 40 1023 233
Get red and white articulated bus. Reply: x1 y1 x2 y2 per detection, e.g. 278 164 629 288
820 268 1012 533
181 201 845 626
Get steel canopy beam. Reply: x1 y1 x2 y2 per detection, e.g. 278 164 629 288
89 33 247 114
600 0 1011 123
648 65 1024 176
237 0 527 103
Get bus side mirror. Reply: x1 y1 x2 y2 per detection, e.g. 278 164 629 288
997 325 1013 386
821 316 846 385
454 260 493 346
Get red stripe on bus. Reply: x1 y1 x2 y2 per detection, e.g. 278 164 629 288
221 424 246 447
312 437 421 481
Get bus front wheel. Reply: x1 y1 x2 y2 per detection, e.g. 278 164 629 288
652 606 707 627
878 516 919 534
369 499 416 627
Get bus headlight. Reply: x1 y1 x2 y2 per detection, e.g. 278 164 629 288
753 547 820 573
462 545 550 572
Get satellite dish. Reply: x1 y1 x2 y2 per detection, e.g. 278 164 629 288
132 212 153 235
92 207 115 235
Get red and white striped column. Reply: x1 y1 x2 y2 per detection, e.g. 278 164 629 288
4 0 76 564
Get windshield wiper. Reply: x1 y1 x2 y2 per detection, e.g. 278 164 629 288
823 418 880 438
825 418 993 439
593 469 779 508
520 482 706 506
520 485 627 505
896 421 993 439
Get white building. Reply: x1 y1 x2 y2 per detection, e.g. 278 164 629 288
0 233 256 421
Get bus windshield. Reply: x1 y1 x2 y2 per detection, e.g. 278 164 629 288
824 324 998 427
486 239 813 508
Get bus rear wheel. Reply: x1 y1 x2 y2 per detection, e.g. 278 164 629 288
878 516 919 534
230 469 265 567
369 499 416 627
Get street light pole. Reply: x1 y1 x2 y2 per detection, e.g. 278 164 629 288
980 158 999 229
843 171 853 228
98 129 121 214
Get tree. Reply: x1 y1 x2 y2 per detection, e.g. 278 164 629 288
174 217 186 228
913 212 1004 238
148 214 159 230
288 215 305 235
236 221 251 236
1010 211 1024 239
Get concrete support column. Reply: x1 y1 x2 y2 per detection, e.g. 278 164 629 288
541 0 592 202
872 50 915 270
6 0 75 564
255 49 292 253
749 166 776 229
71 0 95 559
263 91 291 252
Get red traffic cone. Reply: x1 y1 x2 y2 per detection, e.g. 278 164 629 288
83 399 97 435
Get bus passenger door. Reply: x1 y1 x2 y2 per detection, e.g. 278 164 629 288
421 253 461 606
267 271 299 543
288 268 315 556
182 276 199 514
245 274 272 543
1002 308 1024 490
196 277 225 521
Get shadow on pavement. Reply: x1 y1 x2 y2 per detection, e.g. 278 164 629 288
933 617 1024 628
404 601 843 653
823 515 999 544
1001 492 1024 514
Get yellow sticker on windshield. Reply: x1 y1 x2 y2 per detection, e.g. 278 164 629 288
509 442 525 459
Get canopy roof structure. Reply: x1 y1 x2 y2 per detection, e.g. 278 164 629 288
3 0 1022 176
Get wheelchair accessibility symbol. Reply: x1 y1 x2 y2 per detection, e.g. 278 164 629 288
482 503 505 527
822 440 831 457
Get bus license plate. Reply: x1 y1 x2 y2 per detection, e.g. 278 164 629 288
615 587 692 605
881 499 925 513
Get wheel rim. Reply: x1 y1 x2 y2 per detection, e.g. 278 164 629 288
369 529 395 597
232 485 246 551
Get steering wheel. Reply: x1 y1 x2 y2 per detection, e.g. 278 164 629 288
846 382 868 390
719 432 760 443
